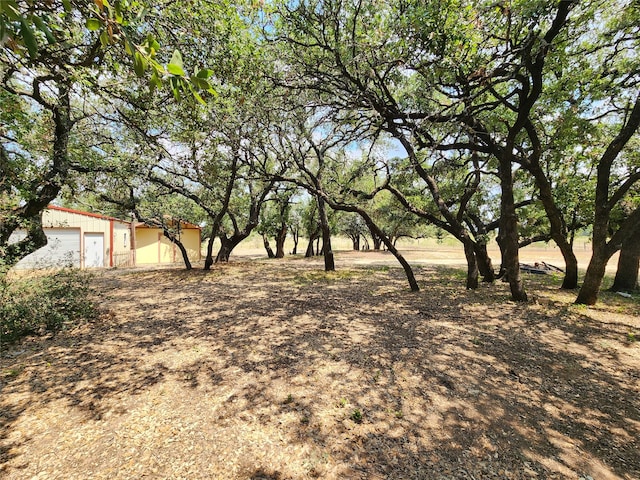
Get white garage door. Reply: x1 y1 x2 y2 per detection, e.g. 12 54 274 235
11 229 81 269
84 233 104 268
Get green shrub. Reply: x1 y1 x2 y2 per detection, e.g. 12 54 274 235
0 269 97 344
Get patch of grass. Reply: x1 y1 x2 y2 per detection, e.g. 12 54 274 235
627 332 637 343
370 265 390 273
292 269 363 285
336 397 347 408
283 393 294 404
0 269 96 345
350 408 363 424
3 368 21 378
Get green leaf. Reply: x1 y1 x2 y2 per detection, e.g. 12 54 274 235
187 82 206 105
133 51 146 77
1 1 21 21
167 49 185 76
32 16 56 44
192 89 206 105
167 64 185 76
189 75 210 90
20 19 38 59
150 70 162 90
170 76 182 101
196 68 214 79
86 18 101 31
62 0 72 12
99 29 109 47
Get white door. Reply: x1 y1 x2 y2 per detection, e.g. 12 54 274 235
11 229 81 269
84 233 104 268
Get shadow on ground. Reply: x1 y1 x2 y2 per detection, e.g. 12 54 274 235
1 258 639 479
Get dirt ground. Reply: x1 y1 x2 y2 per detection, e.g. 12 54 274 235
1 247 638 479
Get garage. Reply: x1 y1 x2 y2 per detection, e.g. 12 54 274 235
11 228 82 269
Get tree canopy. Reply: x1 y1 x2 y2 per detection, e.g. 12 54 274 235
2 0 639 305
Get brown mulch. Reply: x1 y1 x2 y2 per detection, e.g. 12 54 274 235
1 252 639 479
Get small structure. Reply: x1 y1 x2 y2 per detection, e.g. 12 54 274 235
12 205 133 269
11 206 201 270
134 220 201 265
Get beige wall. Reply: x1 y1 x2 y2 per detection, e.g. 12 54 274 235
113 222 133 267
135 227 201 265
42 208 132 268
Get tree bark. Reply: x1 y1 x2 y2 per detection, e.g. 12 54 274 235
275 224 287 258
304 236 316 257
204 236 215 270
574 210 640 303
525 161 579 288
325 200 420 292
576 96 640 304
474 242 496 283
172 237 192 270
216 234 249 263
499 155 528 301
463 239 479 289
317 196 335 271
291 228 299 255
610 232 639 292
158 227 192 270
349 234 360 251
575 250 608 305
263 234 276 258
359 212 419 291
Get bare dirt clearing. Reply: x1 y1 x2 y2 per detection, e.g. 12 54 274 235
1 251 638 479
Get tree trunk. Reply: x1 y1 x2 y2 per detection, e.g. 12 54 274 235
174 240 192 270
216 233 249 263
325 201 419 292
370 228 382 250
1 215 48 274
576 96 640 304
317 197 335 271
162 230 192 270
350 234 360 251
576 174 613 304
526 161 579 289
305 236 316 257
463 239 479 289
576 249 609 305
1 83 72 272
215 237 235 263
499 156 527 301
275 224 287 258
204 235 216 270
474 242 496 283
495 233 507 279
216 239 233 263
360 212 419 291
263 234 276 258
291 229 299 255
610 233 640 292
